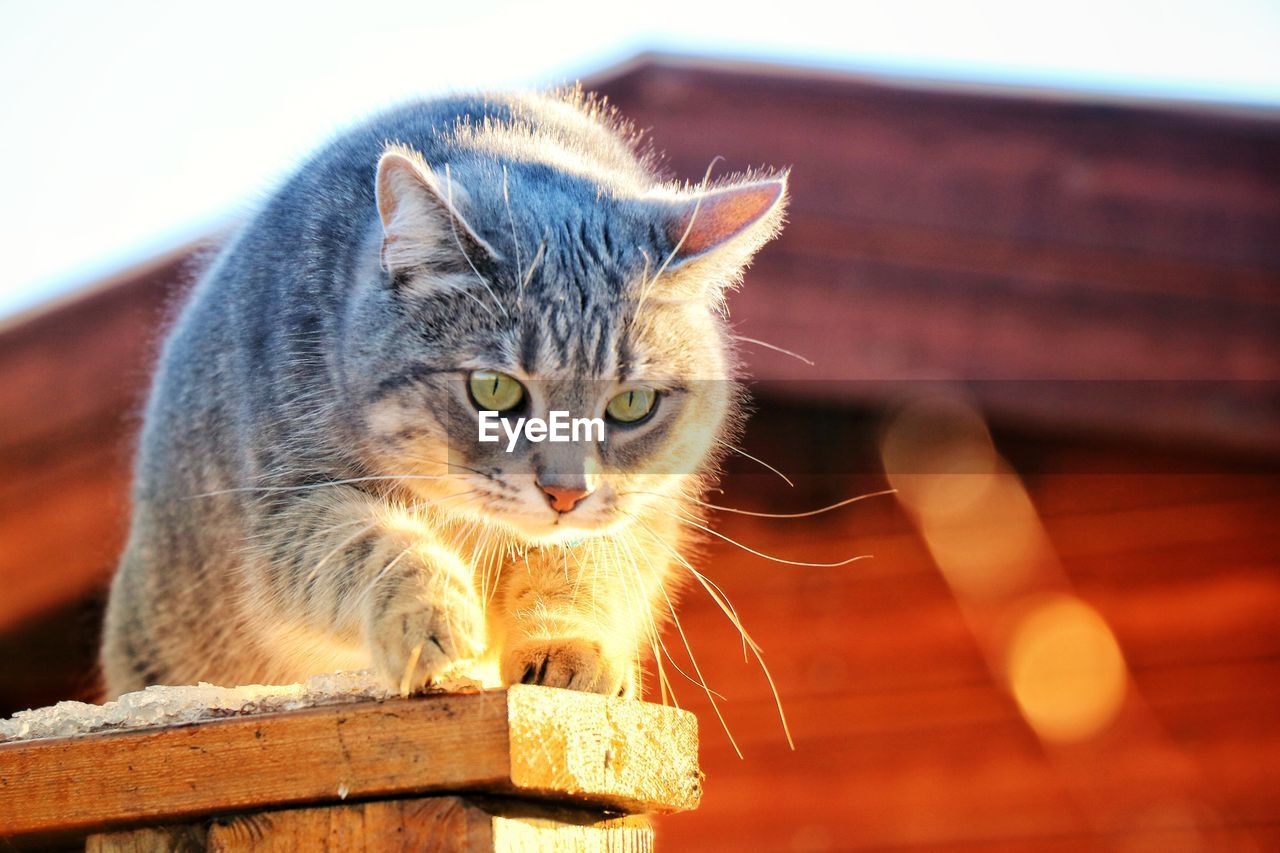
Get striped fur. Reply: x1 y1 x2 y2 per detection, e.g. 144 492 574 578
101 90 786 699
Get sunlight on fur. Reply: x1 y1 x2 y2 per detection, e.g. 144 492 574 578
95 87 889 758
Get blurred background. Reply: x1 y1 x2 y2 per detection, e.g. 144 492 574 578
1 2 1277 850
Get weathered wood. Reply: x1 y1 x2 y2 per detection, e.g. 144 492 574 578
87 825 207 852
87 797 653 852
0 686 700 844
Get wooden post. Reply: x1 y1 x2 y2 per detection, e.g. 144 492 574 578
0 686 701 850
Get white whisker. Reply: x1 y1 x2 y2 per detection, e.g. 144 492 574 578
444 163 508 319
646 156 724 295
632 517 794 750
501 164 524 286
731 335 815 366
522 238 547 298
648 488 898 519
187 473 461 499
624 526 742 758
715 439 795 488
652 504 871 568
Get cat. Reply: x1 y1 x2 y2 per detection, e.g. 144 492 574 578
100 89 787 700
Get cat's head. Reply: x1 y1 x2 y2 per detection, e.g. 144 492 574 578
347 130 786 544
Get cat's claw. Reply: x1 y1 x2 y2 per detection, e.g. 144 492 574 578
502 637 633 697
368 584 485 695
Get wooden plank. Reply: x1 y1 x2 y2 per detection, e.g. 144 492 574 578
0 687 700 843
504 681 701 812
485 799 653 853
782 211 1280 304
89 796 652 852
87 825 207 853
738 247 1277 383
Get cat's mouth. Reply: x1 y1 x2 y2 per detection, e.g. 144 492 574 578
456 492 626 544
503 505 624 543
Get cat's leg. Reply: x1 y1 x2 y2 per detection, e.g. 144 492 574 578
249 487 485 691
496 533 675 698
101 504 249 696
101 548 160 697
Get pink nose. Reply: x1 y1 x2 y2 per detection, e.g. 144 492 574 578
540 484 591 513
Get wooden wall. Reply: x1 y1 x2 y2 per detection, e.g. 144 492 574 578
0 254 187 639
591 56 1280 453
0 56 1276 849
651 417 1279 850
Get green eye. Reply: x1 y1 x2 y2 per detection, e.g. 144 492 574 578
606 387 657 424
469 369 525 412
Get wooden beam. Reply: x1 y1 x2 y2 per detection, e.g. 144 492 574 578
0 686 700 844
87 796 654 852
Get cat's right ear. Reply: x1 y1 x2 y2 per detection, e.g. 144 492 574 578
374 148 496 274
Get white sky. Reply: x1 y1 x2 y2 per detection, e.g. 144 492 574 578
2 0 1278 321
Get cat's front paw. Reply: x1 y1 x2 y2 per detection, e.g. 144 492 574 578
501 637 634 697
367 578 485 694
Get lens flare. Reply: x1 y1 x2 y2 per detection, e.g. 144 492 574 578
883 394 1133 745
883 396 1042 598
881 395 998 519
1006 596 1128 742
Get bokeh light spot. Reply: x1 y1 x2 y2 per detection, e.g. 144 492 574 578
1006 596 1128 743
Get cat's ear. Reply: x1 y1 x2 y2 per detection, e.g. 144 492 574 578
374 148 496 274
651 174 788 293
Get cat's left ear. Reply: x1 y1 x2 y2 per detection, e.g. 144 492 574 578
651 173 789 291
375 147 496 274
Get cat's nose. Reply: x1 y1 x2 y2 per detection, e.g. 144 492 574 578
539 483 592 513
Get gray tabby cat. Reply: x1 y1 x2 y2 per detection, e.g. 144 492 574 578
100 90 786 699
